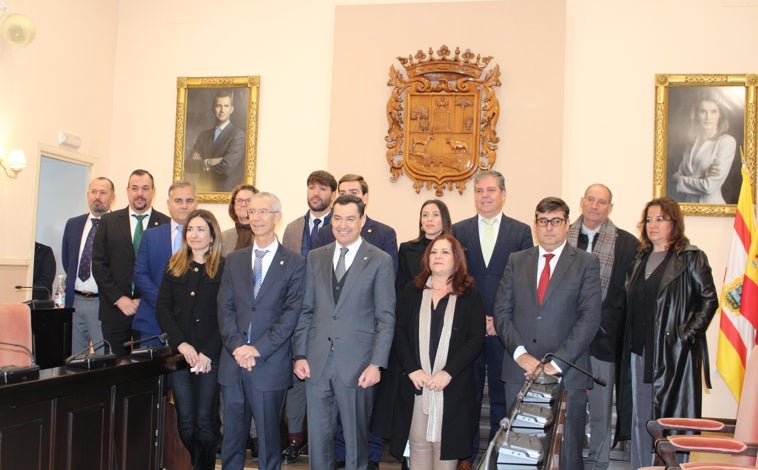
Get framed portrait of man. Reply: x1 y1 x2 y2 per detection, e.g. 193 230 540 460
173 76 260 202
653 74 757 216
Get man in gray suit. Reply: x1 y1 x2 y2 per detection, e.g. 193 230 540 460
280 169 337 464
493 197 601 469
293 194 395 470
218 192 306 470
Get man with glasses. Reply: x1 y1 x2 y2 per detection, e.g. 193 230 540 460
218 191 306 470
493 197 601 469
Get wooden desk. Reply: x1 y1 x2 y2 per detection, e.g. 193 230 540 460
31 307 73 368
0 355 181 470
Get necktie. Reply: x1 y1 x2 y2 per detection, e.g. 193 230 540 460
310 218 321 246
481 218 496 266
132 214 147 256
335 247 348 282
253 249 267 298
537 253 555 306
77 218 100 282
172 225 183 254
213 127 222 142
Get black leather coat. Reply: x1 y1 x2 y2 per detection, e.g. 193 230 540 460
620 244 717 428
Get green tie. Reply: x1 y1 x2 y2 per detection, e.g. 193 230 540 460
132 214 147 256
481 218 495 266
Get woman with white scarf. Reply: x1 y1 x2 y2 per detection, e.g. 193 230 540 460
390 234 486 469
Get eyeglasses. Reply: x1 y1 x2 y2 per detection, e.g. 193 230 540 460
645 216 671 224
248 209 279 216
234 198 252 206
536 217 566 227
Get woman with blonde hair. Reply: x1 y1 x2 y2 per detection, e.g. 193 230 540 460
156 209 225 470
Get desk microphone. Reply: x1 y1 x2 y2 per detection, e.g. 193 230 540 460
65 339 116 369
125 333 170 359
123 332 169 349
15 284 52 299
0 340 40 384
538 352 606 386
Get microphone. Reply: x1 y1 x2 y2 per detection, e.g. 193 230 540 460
65 339 117 369
0 340 41 384
539 352 606 386
123 332 169 349
15 285 55 309
125 333 170 359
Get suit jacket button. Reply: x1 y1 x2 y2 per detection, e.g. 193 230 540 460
532 338 537 343
327 337 332 342
333 316 337 320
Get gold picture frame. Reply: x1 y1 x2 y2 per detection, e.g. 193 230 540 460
653 73 757 216
173 76 260 203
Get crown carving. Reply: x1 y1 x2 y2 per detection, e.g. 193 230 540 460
397 45 492 79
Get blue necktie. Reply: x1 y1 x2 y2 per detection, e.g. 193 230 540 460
213 127 222 142
253 249 267 298
310 218 321 246
77 218 99 281
172 225 182 254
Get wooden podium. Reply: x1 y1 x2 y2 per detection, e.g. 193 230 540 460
30 307 73 368
0 355 181 470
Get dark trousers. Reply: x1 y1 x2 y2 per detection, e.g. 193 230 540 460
468 335 506 460
171 366 220 470
221 375 286 470
100 317 133 357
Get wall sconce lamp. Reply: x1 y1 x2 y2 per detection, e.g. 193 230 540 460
0 148 27 178
0 0 35 47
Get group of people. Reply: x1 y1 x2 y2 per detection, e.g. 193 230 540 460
58 167 718 470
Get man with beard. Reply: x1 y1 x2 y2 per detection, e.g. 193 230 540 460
93 169 170 356
280 170 338 464
62 177 117 352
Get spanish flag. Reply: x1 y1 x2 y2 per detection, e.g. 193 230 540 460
717 167 758 402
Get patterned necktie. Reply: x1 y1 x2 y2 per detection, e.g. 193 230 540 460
537 253 555 306
132 214 147 256
310 218 321 246
77 218 100 281
335 247 348 282
253 249 267 298
172 225 183 254
481 218 496 266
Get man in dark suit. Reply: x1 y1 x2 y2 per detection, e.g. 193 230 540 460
313 173 398 272
217 191 306 470
566 184 637 470
493 197 601 469
280 169 337 464
186 89 246 193
62 177 116 352
452 170 533 469
133 181 197 346
293 194 395 470
92 169 170 357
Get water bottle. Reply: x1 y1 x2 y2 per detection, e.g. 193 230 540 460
53 274 66 308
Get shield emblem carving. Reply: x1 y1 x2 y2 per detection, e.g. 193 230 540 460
386 45 501 196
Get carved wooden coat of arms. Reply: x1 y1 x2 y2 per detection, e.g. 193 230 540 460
386 45 501 196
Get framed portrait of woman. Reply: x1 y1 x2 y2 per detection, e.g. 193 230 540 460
173 76 260 203
653 74 757 216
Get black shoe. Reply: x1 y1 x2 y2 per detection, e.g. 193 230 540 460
368 461 380 470
336 460 346 469
281 439 306 464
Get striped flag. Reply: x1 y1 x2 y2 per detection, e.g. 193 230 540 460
717 167 758 402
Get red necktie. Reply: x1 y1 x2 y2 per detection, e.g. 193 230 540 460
537 253 555 306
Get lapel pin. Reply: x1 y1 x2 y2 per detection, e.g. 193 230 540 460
280 260 284 265
363 256 368 261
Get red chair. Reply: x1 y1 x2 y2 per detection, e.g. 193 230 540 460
0 302 33 366
641 350 758 469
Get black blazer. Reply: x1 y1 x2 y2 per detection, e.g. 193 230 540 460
395 237 431 292
92 207 170 324
390 283 486 461
155 259 225 361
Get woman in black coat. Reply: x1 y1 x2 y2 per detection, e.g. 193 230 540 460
621 198 717 469
156 209 225 470
390 234 485 468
